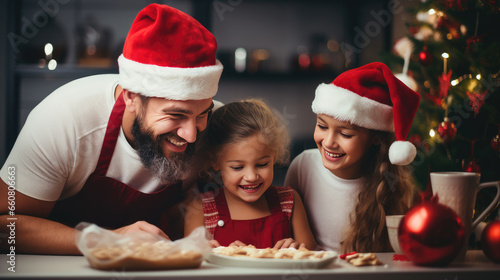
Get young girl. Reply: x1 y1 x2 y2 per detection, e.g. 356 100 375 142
184 100 317 250
285 62 420 253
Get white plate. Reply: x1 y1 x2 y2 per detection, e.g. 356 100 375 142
206 250 338 269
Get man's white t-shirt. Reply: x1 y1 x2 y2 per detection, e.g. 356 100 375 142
0 74 166 201
284 149 363 252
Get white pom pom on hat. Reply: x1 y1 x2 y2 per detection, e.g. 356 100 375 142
389 141 418 166
311 62 421 165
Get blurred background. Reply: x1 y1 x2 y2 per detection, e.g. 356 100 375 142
1 0 499 196
0 0 408 167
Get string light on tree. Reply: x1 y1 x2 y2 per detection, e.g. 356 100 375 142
451 73 484 87
439 52 452 103
429 129 436 138
442 52 449 74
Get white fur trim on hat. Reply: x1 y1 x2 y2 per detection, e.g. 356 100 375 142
311 83 394 132
118 54 223 100
389 141 417 165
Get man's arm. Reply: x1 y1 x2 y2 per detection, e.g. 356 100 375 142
0 179 172 255
0 179 81 255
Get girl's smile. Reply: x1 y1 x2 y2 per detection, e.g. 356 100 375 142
239 183 262 193
324 150 346 160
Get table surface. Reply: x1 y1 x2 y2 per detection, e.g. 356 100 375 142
1 250 499 280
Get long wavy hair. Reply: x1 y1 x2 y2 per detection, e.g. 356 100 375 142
341 131 416 253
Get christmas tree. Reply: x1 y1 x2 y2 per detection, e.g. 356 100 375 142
382 0 500 218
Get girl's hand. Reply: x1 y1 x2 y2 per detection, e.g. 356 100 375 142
228 240 247 247
273 238 306 250
210 240 246 248
209 240 221 248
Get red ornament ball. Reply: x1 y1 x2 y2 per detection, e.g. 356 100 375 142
438 118 457 143
398 198 465 266
482 220 500 263
418 49 433 66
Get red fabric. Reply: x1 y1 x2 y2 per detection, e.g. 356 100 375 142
202 186 294 238
331 62 420 142
275 186 294 220
123 4 217 68
210 187 292 249
200 190 220 236
49 91 182 233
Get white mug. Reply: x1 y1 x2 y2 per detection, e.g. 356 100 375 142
386 215 404 254
430 172 500 261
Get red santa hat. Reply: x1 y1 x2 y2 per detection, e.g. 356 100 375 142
311 62 421 165
118 4 223 100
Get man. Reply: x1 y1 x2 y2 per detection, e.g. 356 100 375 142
0 4 223 254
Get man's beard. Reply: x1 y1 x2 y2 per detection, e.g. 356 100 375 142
131 117 196 186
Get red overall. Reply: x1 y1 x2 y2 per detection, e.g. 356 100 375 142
212 187 292 248
49 92 182 233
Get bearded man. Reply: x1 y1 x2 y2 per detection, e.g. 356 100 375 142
0 4 223 254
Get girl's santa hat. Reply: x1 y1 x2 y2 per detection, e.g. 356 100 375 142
118 4 223 100
312 62 420 165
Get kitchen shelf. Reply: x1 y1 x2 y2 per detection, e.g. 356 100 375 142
16 64 118 79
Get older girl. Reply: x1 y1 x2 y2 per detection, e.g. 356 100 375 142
285 62 420 253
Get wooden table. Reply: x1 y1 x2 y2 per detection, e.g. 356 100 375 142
1 250 499 280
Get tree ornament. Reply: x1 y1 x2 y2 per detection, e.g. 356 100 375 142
398 195 465 266
467 90 487 117
393 37 414 58
481 220 500 263
394 37 418 91
438 117 457 143
439 70 452 100
418 46 433 66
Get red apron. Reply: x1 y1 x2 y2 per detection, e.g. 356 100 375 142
49 92 182 234
213 187 291 248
